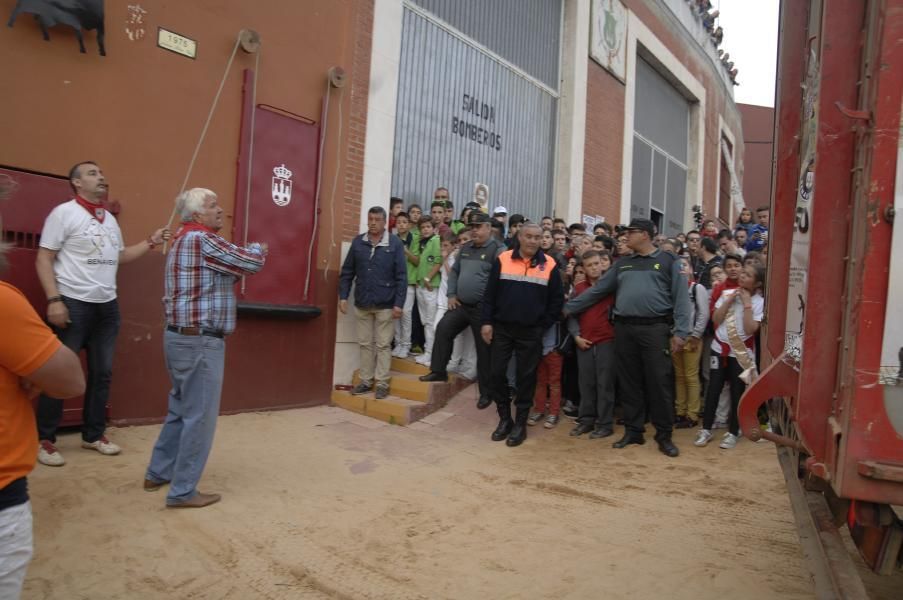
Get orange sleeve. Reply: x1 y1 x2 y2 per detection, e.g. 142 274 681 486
0 282 62 376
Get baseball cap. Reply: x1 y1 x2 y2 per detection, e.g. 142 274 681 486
468 212 492 225
464 201 481 210
626 218 656 237
492 206 508 216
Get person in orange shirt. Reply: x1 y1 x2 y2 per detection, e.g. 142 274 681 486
0 175 85 599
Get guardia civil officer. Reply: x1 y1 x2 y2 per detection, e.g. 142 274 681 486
564 218 690 457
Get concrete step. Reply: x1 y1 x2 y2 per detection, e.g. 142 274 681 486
330 389 427 426
390 356 431 375
352 369 466 403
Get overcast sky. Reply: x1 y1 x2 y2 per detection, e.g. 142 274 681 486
714 0 780 107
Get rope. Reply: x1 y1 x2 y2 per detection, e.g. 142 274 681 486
240 49 261 294
163 33 243 253
304 77 333 300
323 85 345 283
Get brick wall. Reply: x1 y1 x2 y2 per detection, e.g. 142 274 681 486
583 62 626 224
342 0 374 241
582 0 745 228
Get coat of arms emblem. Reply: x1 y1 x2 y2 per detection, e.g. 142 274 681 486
272 163 293 207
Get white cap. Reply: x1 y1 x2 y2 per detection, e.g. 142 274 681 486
492 206 508 215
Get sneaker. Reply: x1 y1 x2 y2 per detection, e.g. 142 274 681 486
693 429 714 447
391 347 408 358
527 412 545 426
351 381 373 395
410 345 424 355
415 354 431 366
374 383 389 400
543 414 560 429
719 433 738 449
38 440 65 466
81 436 121 456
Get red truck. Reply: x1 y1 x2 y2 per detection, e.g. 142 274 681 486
737 0 903 593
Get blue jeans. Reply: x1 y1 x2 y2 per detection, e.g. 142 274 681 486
36 297 120 443
146 331 225 503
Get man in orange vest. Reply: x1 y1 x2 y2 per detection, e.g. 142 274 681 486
481 223 564 447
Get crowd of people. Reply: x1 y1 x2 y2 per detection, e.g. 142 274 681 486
341 187 770 457
687 0 740 85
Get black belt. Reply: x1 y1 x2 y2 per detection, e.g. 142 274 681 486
615 315 673 326
166 325 225 338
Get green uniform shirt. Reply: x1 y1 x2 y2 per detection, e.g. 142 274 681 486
416 234 442 288
400 231 419 285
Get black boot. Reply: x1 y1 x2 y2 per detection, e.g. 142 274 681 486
656 437 679 457
476 395 493 410
506 409 529 447
612 432 646 448
491 404 513 441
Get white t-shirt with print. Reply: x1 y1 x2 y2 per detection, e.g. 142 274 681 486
39 200 124 303
711 289 764 358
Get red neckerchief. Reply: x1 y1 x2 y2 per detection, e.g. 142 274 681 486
175 222 217 238
74 195 106 223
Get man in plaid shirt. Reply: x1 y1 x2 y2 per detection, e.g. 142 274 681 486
144 188 266 508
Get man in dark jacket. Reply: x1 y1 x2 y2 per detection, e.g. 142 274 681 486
339 206 407 399
481 223 564 447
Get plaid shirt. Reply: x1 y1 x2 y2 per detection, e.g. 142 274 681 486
164 231 265 335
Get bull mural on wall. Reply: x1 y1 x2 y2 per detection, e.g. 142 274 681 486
7 0 105 55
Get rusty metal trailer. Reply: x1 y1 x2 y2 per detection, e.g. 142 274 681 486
737 0 903 596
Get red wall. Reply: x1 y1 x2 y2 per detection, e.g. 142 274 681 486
738 103 775 210
0 0 374 423
583 63 626 222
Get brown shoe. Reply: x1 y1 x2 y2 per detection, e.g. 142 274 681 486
143 478 169 492
166 492 221 509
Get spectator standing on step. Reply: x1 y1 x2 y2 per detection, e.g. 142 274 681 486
34 161 170 467
481 223 563 447
413 217 442 367
339 206 407 400
564 218 690 458
419 212 505 409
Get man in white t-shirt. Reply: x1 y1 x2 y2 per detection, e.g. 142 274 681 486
34 161 169 467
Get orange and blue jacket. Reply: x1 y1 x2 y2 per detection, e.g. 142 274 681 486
481 248 563 328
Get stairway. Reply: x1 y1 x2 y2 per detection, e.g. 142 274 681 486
331 356 473 425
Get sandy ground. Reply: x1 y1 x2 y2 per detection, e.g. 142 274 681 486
20 385 898 599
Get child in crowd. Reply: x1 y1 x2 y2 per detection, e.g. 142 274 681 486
568 250 617 438
673 257 709 429
527 318 568 429
746 206 770 251
695 264 766 449
435 231 477 380
414 217 442 366
389 196 404 233
709 265 726 286
392 212 418 358
735 207 755 234
706 253 744 427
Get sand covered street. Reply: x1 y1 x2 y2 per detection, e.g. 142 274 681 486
21 387 853 599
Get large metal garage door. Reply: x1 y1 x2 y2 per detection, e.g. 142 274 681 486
391 0 562 220
630 57 690 236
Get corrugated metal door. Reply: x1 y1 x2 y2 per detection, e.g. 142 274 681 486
391 2 561 220
630 58 690 236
